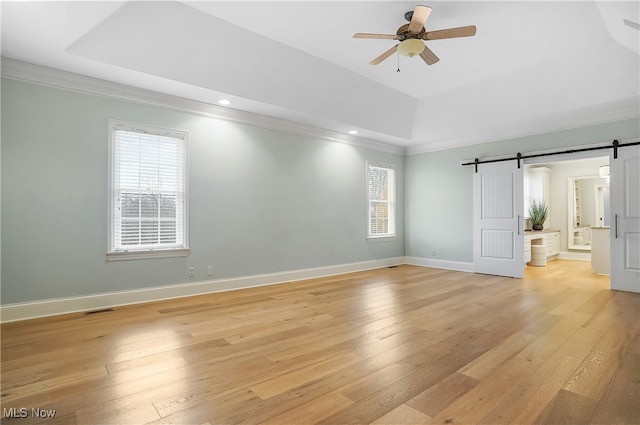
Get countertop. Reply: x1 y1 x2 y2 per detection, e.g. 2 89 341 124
524 229 560 234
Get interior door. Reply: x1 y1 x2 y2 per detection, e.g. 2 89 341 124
474 160 524 278
610 145 640 293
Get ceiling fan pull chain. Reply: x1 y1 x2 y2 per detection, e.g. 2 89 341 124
397 51 401 72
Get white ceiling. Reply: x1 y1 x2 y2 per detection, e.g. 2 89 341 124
2 1 639 152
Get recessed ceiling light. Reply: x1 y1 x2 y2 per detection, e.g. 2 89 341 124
218 99 231 106
349 130 358 135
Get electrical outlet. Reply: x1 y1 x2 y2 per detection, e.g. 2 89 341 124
431 249 436 256
207 266 213 275
188 267 195 277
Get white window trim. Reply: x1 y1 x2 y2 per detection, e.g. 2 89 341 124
367 235 397 242
107 120 189 261
107 248 190 262
366 161 397 241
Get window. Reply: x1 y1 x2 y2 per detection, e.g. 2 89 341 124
367 162 396 239
108 120 188 260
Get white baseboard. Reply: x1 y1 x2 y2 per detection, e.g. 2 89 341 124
0 257 404 323
403 256 474 273
558 251 591 261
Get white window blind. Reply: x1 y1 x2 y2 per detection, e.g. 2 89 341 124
367 162 396 238
108 121 188 259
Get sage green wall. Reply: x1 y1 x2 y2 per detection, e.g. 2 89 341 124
3 77 637 305
405 117 640 263
1 78 404 304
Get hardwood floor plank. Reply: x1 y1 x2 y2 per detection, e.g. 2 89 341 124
250 351 364 400
370 404 432 425
106 357 189 380
223 313 333 344
203 356 409 425
352 339 429 373
515 312 592 365
1 366 108 404
631 329 640 354
259 392 353 425
477 314 612 425
562 323 635 400
182 326 310 366
152 387 260 421
76 403 160 425
318 330 492 425
338 362 413 402
587 351 640 424
351 328 430 359
264 315 402 363
458 331 537 379
533 389 596 425
425 356 536 425
575 289 617 315
406 372 479 417
549 289 601 316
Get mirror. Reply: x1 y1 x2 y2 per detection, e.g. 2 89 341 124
568 175 610 251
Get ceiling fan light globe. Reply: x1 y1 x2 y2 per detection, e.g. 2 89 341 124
398 39 425 57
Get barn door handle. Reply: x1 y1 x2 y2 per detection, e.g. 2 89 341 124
518 215 521 235
615 214 619 239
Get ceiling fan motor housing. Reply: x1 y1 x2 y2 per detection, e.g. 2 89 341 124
396 23 425 41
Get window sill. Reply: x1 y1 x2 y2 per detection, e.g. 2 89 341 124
367 235 397 243
107 248 190 262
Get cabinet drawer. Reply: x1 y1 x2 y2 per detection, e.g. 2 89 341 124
543 232 560 256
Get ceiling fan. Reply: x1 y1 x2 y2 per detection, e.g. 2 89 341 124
354 5 476 66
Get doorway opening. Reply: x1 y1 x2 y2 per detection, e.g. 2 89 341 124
523 154 611 282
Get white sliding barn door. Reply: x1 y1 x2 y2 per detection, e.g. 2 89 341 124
610 145 640 293
474 161 524 278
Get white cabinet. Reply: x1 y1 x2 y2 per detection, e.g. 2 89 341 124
524 237 532 263
525 230 560 266
591 227 610 275
544 232 560 257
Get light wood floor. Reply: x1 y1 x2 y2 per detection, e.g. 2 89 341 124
1 260 638 425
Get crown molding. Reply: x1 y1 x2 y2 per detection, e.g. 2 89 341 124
1 58 406 156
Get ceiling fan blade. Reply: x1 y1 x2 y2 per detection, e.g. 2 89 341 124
408 5 432 33
419 45 439 65
424 25 477 40
353 33 398 40
623 19 640 31
369 45 398 65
